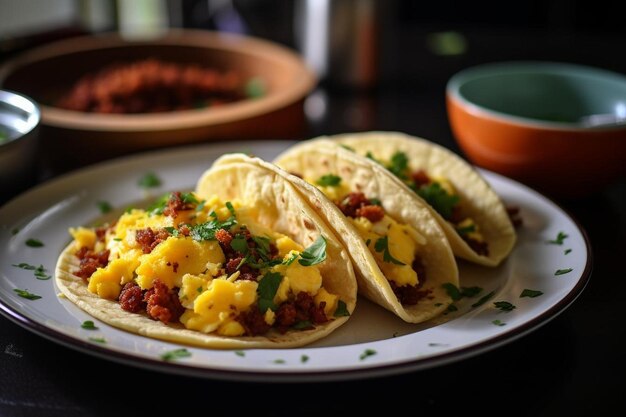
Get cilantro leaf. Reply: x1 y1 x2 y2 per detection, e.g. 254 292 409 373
374 236 405 265
282 253 299 266
97 201 113 214
257 272 283 312
333 300 350 317
547 231 568 245
161 348 192 361
387 151 409 179
555 268 573 276
493 301 516 312
230 235 249 254
298 236 327 266
13 288 41 300
359 349 377 360
460 286 483 297
25 238 44 248
190 215 237 241
442 283 462 301
81 320 98 330
415 182 459 220
520 289 543 298
471 290 495 308
492 319 506 326
315 174 342 187
138 172 161 188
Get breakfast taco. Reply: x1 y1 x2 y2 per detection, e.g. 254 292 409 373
55 161 357 349
216 151 460 324
297 132 517 267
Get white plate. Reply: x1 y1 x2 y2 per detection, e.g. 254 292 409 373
0 140 591 382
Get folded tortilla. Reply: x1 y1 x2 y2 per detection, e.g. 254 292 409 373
56 160 357 349
215 152 459 324
294 132 517 267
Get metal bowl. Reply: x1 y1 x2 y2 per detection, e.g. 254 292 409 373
0 89 41 198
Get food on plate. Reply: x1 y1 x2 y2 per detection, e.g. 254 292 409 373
55 58 261 114
55 162 357 349
231 149 461 324
302 131 518 267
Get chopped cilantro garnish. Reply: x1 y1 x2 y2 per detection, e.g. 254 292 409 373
520 289 543 298
161 348 191 361
293 320 313 330
252 236 272 260
374 236 405 265
369 197 382 206
97 201 113 214
547 231 568 245
13 288 41 300
81 320 98 330
301 354 310 363
415 182 459 220
315 174 342 187
88 337 106 344
146 193 170 215
225 201 236 216
359 349 377 360
492 319 506 326
456 223 476 235
163 226 179 237
257 272 283 312
196 199 206 212
387 151 409 179
13 263 50 280
235 350 245 357
555 268 573 276
493 301 516 312
12 262 36 270
460 286 483 298
25 238 44 247
180 192 199 205
471 290 495 308
365 151 381 164
138 172 161 188
230 235 249 254
298 236 327 266
333 300 350 317
190 215 237 241
273 359 286 364
282 252 299 266
339 144 355 152
34 265 51 280
442 283 462 301
564 248 572 255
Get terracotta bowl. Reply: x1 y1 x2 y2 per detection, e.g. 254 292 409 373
0 29 316 172
446 61 626 198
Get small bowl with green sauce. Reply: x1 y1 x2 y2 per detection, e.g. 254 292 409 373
447 61 626 198
0 89 40 197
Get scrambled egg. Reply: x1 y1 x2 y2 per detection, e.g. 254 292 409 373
309 177 426 288
350 215 424 287
70 192 338 337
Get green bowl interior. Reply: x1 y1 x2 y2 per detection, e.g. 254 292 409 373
450 62 626 124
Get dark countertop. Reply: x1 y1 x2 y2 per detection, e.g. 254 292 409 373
1 25 625 417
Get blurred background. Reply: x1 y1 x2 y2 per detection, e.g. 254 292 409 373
2 0 626 141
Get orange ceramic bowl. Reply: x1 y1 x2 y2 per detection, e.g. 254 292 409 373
446 61 626 198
